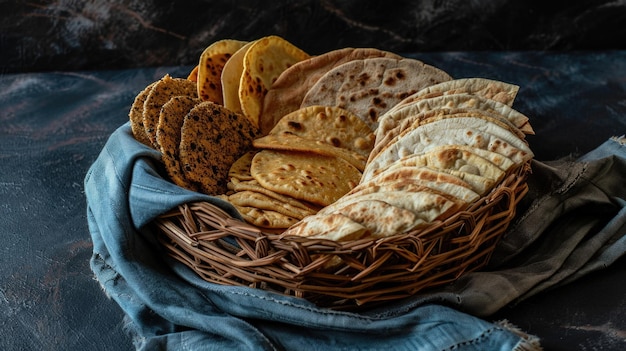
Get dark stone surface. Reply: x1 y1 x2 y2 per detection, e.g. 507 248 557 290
1 50 625 350
2 0 626 73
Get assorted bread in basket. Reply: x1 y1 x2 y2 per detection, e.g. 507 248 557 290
128 35 534 308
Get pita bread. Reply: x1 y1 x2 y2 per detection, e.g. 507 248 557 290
300 57 452 130
355 166 480 204
365 117 533 183
227 190 313 220
221 41 256 114
387 78 520 115
235 204 300 229
281 212 370 242
260 47 402 134
321 190 461 226
197 39 248 103
378 93 534 138
253 133 367 171
239 36 310 129
250 150 361 206
228 178 322 214
228 150 257 181
371 108 526 162
324 199 428 238
267 105 375 158
366 140 505 183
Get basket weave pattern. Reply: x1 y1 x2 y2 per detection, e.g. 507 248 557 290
156 164 529 308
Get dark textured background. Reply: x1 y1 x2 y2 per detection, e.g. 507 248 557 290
2 1 626 350
2 0 626 73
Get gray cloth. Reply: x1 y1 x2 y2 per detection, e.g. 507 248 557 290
386 136 626 317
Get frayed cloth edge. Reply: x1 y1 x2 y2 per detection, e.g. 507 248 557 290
610 135 626 145
494 319 543 351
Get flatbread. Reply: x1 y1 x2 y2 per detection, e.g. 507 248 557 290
179 101 260 195
221 41 256 114
371 107 527 161
197 39 248 103
387 78 520 115
239 35 310 129
250 150 361 206
156 95 201 190
365 141 505 184
324 199 428 238
300 57 452 130
187 65 199 82
235 204 300 229
129 81 157 147
320 190 461 227
227 190 313 220
227 178 322 214
354 166 480 204
267 105 375 158
365 117 534 179
261 47 402 134
378 93 534 139
228 150 257 181
253 133 367 171
281 213 370 241
143 75 197 148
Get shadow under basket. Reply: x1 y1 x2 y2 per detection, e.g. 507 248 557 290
155 163 530 309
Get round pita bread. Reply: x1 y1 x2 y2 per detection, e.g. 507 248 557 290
250 150 361 206
260 47 402 134
300 57 452 130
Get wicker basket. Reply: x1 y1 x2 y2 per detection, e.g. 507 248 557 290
155 163 530 309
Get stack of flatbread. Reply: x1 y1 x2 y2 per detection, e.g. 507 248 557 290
222 105 374 231
281 77 534 241
127 35 535 240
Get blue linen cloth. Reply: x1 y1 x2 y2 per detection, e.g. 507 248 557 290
86 123 626 350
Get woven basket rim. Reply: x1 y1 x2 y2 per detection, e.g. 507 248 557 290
156 163 530 309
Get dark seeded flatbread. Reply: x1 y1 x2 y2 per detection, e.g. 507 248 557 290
180 101 260 195
156 95 201 190
129 81 157 146
300 57 452 130
143 74 197 148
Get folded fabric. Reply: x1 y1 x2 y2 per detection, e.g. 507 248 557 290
86 123 625 350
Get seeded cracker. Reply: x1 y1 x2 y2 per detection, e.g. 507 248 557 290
180 101 260 195
143 74 197 148
156 95 201 190
129 81 157 146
